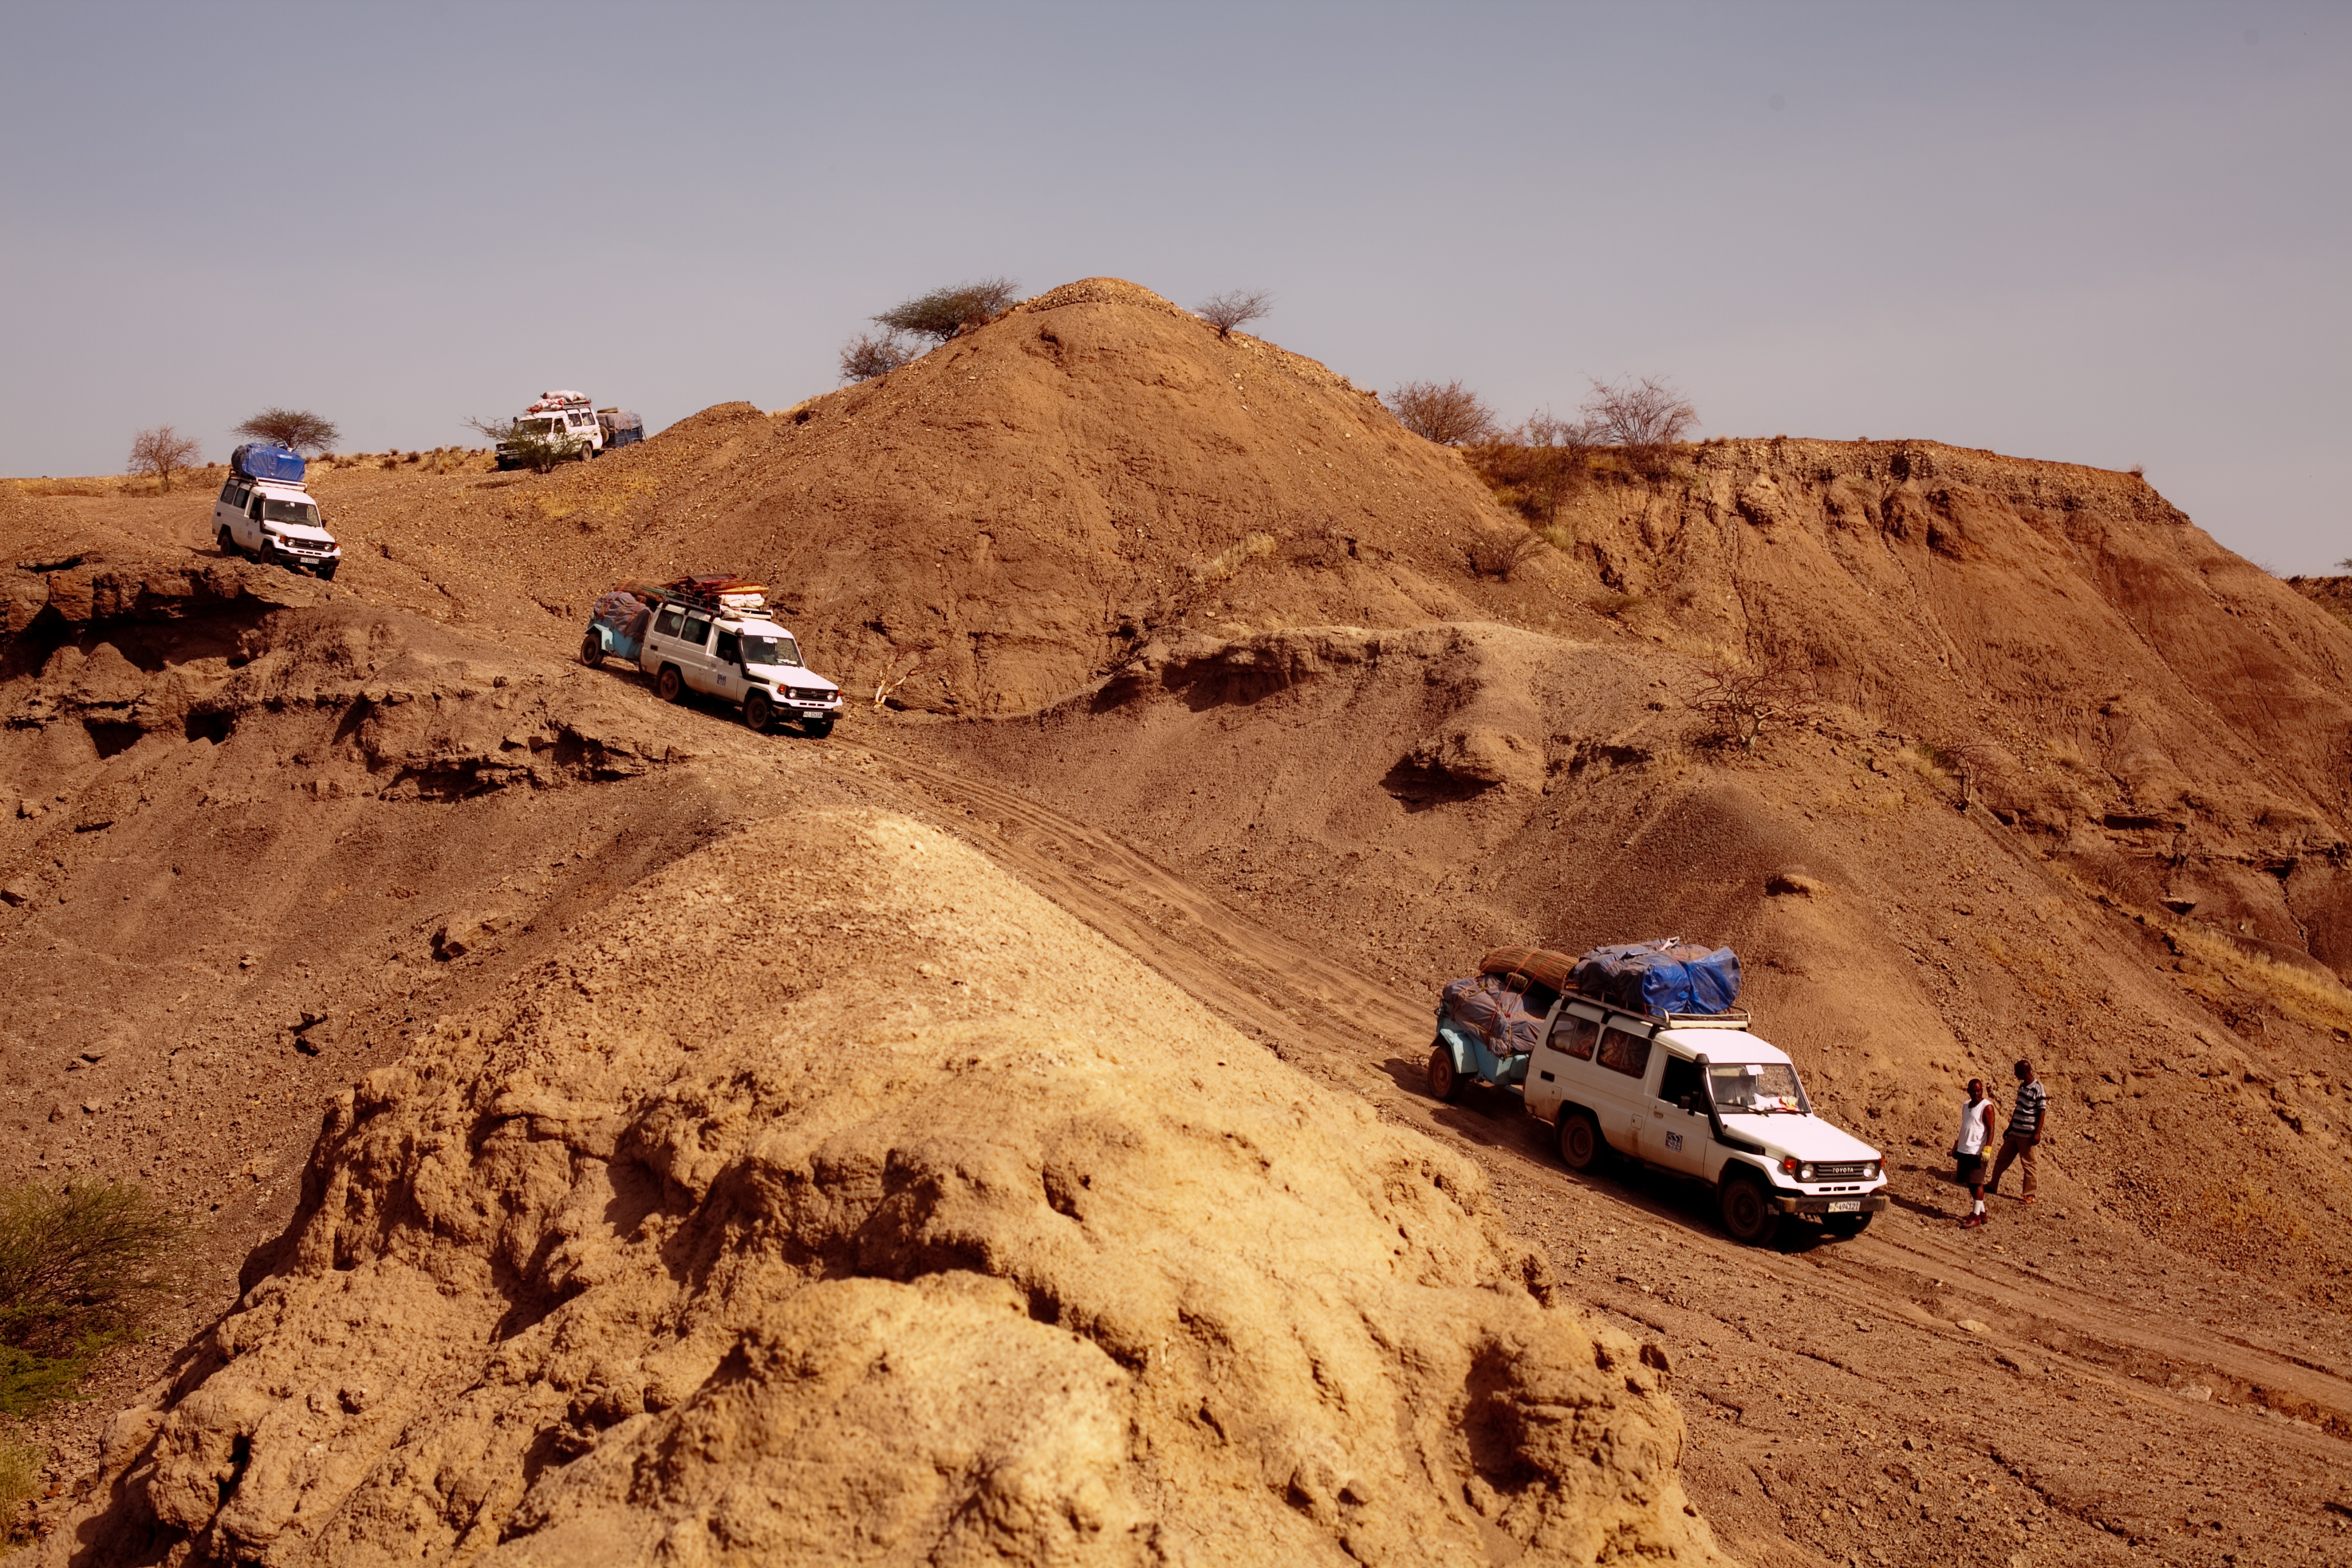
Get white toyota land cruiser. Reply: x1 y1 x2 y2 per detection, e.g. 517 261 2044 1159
1466 994 1890 1244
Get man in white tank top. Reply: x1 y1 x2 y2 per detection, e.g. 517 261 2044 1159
1952 1079 1997 1227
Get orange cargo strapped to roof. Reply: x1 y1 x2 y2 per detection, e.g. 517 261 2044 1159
1480 945 1578 996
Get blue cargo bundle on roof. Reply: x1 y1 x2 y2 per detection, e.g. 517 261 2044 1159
1569 938 1741 1017
229 443 306 484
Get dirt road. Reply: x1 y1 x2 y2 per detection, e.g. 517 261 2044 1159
853 738 2352 1568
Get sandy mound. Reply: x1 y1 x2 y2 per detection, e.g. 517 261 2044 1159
49 808 1721 1567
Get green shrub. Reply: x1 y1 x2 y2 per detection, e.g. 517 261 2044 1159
0 1181 185 1418
0 1430 40 1545
872 278 1019 344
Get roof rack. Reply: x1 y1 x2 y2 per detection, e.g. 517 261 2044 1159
1559 989 1751 1031
660 575 769 613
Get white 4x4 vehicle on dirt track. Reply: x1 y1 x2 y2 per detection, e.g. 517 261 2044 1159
581 577 845 738
1434 992 1889 1245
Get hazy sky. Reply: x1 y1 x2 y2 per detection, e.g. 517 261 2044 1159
4 2 2345 570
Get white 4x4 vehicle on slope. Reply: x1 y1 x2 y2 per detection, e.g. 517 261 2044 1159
1438 993 1889 1245
582 577 846 738
214 446 341 580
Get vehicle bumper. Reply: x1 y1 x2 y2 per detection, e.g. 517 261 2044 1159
267 547 338 576
1771 1190 1890 1217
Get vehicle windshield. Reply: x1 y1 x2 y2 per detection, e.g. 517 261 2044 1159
518 418 557 436
1708 1062 1807 1114
740 634 802 668
261 498 321 527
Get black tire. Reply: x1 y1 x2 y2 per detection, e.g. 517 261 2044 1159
802 713 835 740
217 524 240 558
317 562 337 582
1555 1107 1604 1173
657 665 685 704
744 690 775 732
1822 1212 1873 1239
579 632 604 668
1427 1040 1465 1103
1719 1174 1780 1246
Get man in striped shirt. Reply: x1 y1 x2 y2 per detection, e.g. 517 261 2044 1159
1988 1058 2049 1203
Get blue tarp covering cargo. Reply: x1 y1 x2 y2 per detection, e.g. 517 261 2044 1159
599 409 644 448
1569 938 1741 1016
230 443 305 484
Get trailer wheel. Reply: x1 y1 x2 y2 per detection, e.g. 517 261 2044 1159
656 665 685 704
743 690 775 732
1555 1107 1605 1173
1718 1173 1780 1246
579 632 604 668
1426 1039 1465 1103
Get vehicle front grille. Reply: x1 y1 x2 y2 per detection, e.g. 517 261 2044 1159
1813 1161 1874 1181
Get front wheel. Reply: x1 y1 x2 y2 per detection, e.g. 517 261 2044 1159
656 665 685 704
1555 1107 1604 1173
316 561 337 582
743 690 775 732
1718 1174 1781 1247
1822 1212 1873 1239
1426 1039 1464 1103
802 713 835 740
579 632 604 668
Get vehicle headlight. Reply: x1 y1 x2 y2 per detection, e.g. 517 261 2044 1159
1866 1161 1882 1180
1799 1162 1817 1182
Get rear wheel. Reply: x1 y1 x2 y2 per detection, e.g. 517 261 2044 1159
802 713 835 740
579 632 604 668
743 690 776 732
656 665 685 704
1426 1040 1464 1103
217 524 240 558
1718 1174 1780 1246
1822 1212 1873 1239
1555 1107 1604 1173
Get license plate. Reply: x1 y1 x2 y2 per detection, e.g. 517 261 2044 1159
1827 1200 1861 1213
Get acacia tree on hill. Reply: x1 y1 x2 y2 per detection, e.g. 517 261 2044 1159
1579 376 1695 474
838 331 913 383
872 278 1020 344
125 426 203 492
233 408 341 454
1390 380 1497 447
1196 289 1272 339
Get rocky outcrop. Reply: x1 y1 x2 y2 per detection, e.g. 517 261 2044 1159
48 809 1725 1567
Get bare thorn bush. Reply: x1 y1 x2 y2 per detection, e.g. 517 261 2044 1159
838 331 915 382
1464 524 1548 581
1580 375 1695 476
125 425 203 493
872 278 1020 344
233 408 341 454
1469 410 1600 526
1391 380 1497 447
1196 289 1272 338
1687 662 1818 753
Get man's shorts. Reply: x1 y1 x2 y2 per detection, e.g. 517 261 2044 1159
1954 1152 1988 1186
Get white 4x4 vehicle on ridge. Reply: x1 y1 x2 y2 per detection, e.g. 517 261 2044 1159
582 576 845 738
1437 989 1889 1244
214 444 340 579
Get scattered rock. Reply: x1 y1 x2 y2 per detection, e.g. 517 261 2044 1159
1958 1319 1992 1334
1765 868 1824 897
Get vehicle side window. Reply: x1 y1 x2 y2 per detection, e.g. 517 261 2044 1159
219 482 239 504
653 607 685 638
679 615 713 648
715 630 741 665
1658 1056 1703 1105
1550 1015 1598 1061
1597 1025 1651 1078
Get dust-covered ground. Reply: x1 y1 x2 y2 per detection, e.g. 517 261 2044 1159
7 280 2352 1565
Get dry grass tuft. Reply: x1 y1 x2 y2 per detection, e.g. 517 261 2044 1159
0 1179 186 1418
2163 923 2352 1034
